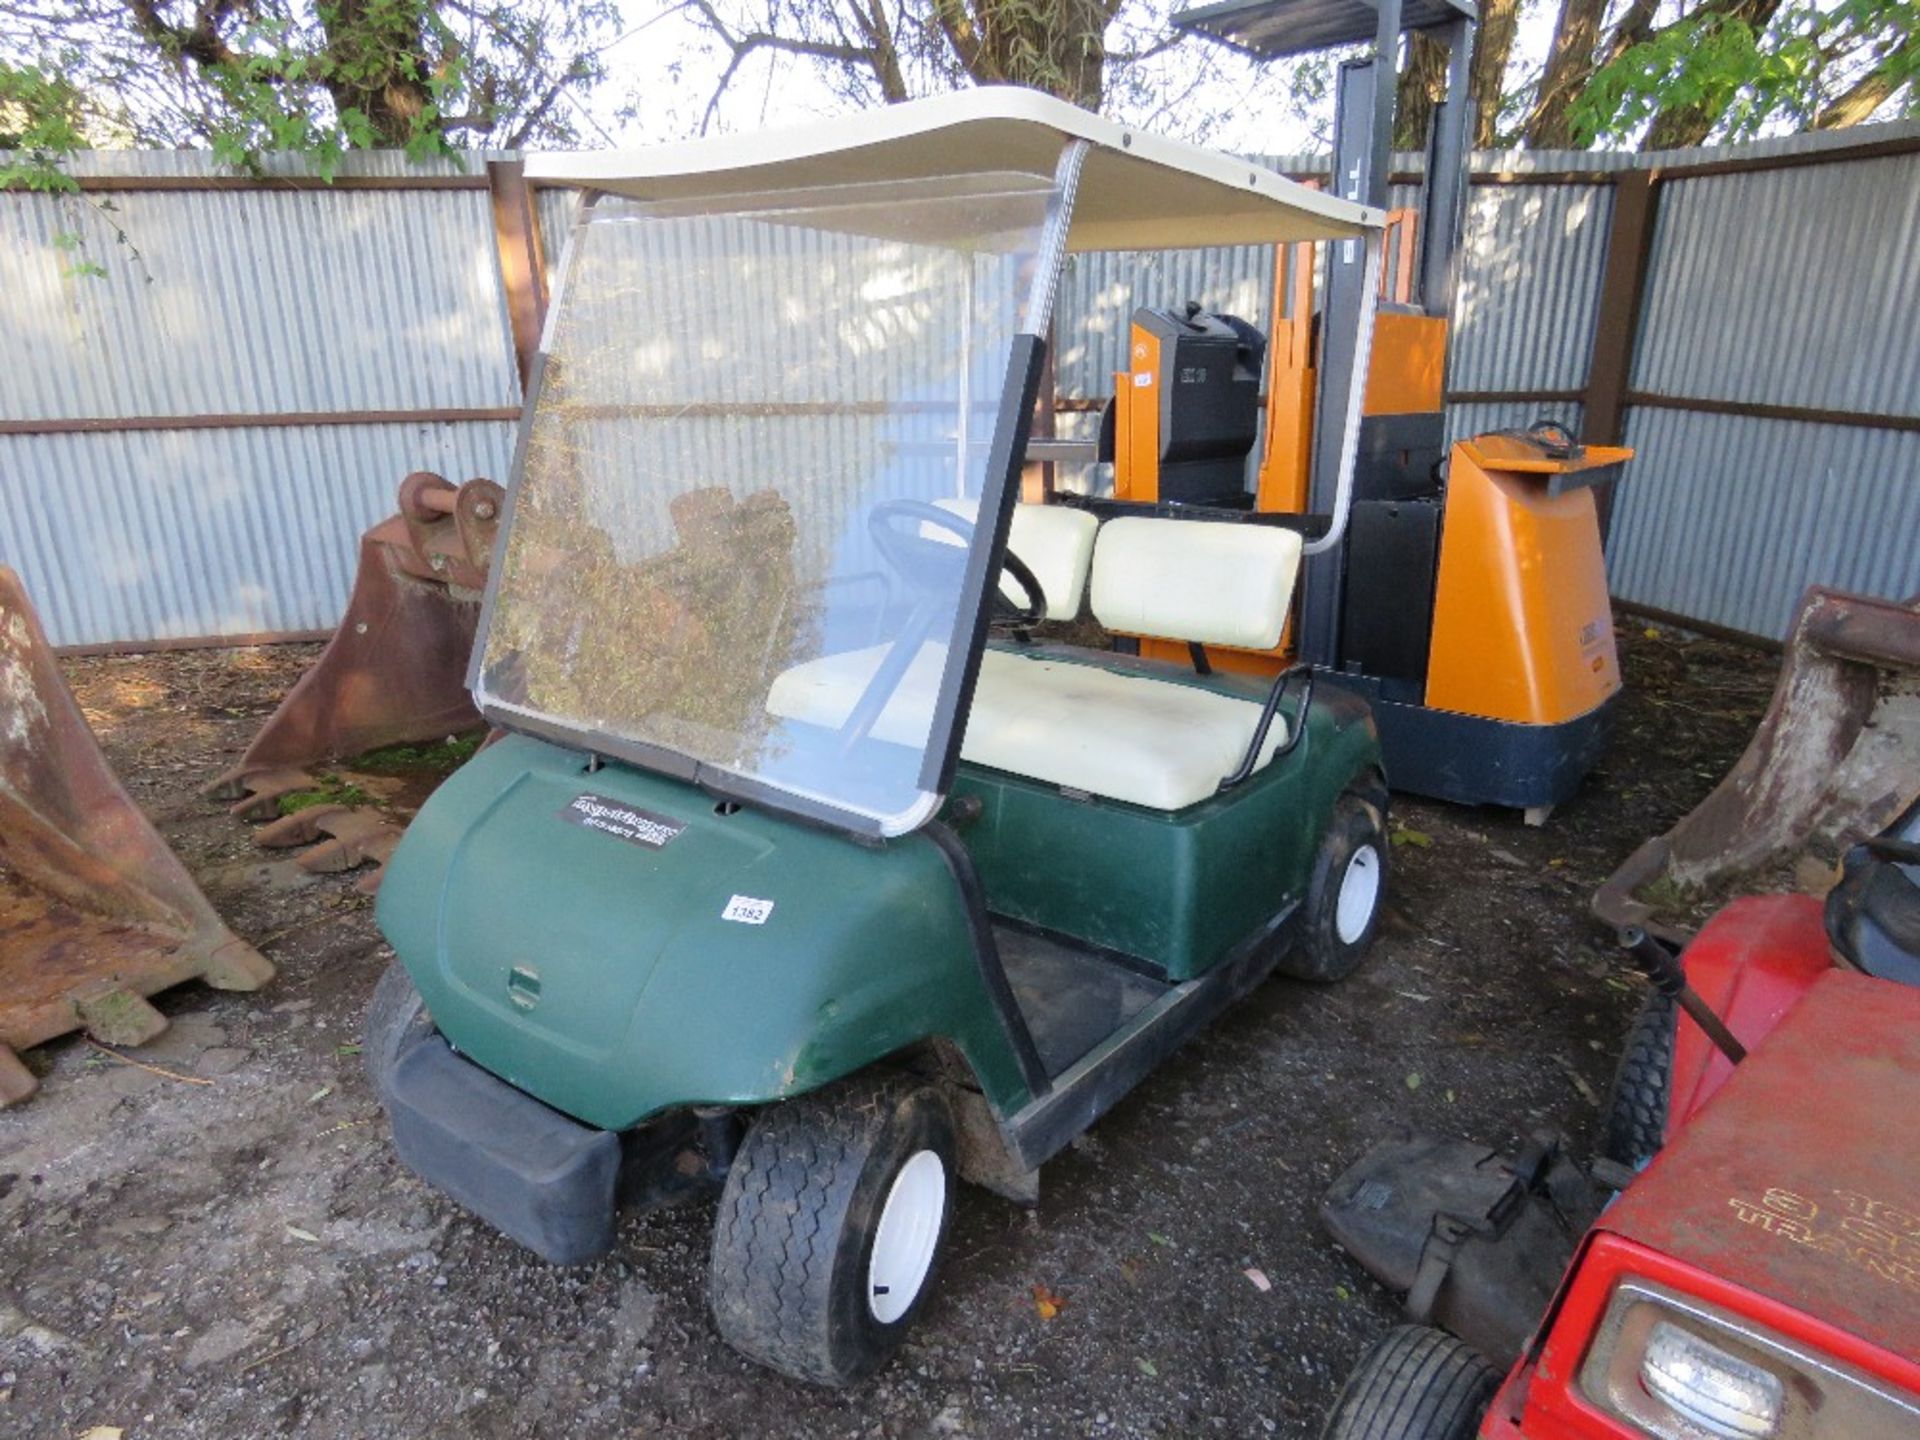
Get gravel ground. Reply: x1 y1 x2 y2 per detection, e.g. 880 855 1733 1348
0 620 1775 1439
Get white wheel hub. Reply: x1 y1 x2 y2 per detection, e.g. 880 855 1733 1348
1335 843 1382 946
867 1149 946 1324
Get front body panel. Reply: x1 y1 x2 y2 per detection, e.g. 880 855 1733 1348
376 733 1035 1131
1668 893 1834 1127
1425 449 1620 727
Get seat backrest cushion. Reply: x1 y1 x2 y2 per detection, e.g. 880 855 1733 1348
1089 517 1303 650
932 498 1099 622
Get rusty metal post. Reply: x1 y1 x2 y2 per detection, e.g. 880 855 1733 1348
488 158 551 394
1581 168 1663 539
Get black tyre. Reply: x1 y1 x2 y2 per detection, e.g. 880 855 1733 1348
709 1074 957 1386
364 958 434 1105
1282 792 1389 983
1321 1325 1500 1440
1601 988 1675 1168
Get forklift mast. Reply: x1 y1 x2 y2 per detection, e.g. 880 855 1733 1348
1174 0 1477 669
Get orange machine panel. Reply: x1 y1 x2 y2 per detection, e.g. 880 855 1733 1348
1424 442 1630 726
1364 312 1446 416
1112 326 1161 501
1255 238 1318 515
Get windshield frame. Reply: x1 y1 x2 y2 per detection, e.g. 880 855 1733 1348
465 143 1088 839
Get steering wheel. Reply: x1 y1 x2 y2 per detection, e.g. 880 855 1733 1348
866 499 1047 629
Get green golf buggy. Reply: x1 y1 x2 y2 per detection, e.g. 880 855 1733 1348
367 88 1393 1385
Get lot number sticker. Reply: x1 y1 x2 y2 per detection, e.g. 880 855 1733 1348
723 895 775 925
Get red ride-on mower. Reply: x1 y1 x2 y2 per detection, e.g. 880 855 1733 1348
1318 799 1920 1440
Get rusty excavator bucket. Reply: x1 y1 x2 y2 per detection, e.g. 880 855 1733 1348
205 472 503 879
0 569 273 1105
1596 586 1920 943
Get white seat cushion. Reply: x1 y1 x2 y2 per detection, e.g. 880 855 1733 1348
930 499 1099 621
765 643 1288 811
1090 517 1302 650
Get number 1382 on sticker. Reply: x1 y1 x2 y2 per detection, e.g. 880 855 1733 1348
723 895 774 925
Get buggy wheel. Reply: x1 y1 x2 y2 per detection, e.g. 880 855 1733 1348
1321 1324 1499 1440
709 1074 956 1386
1282 792 1389 983
1602 989 1675 1168
364 959 434 1104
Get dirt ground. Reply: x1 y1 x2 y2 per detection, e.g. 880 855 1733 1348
2 621 1777 1440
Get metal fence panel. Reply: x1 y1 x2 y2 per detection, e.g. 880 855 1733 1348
0 188 519 424
1635 152 1920 415
0 422 515 647
1449 183 1613 394
1606 407 1920 638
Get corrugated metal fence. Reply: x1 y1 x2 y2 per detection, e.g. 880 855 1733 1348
4 126 1917 648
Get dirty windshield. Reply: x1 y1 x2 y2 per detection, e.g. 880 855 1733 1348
475 173 1057 834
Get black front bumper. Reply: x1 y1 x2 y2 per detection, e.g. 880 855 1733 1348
384 1037 620 1265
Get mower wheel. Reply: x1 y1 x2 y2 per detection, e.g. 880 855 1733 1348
1282 792 1389 983
363 959 434 1105
1602 989 1675 1168
1321 1324 1499 1440
709 1073 956 1386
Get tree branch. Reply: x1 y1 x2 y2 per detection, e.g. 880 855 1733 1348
1815 29 1918 129
121 0 246 70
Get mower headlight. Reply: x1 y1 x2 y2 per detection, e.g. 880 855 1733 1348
1578 1278 1920 1440
1639 1319 1784 1438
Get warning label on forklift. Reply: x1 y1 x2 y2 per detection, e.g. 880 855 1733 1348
559 793 685 849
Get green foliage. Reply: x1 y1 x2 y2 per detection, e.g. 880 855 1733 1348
1571 0 1920 146
277 776 375 816
2 0 618 183
350 732 486 774
0 61 86 192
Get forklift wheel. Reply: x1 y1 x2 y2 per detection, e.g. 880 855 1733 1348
1321 1325 1499 1440
1601 989 1675 1169
364 959 434 1105
709 1074 956 1386
1282 793 1388 983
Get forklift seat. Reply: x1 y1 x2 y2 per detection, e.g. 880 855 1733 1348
765 516 1305 812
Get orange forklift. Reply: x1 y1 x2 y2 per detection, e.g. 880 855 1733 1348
1074 0 1633 819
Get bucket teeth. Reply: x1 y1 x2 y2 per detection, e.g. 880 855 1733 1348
255 804 402 876
75 988 170 1049
0 1048 37 1107
223 768 320 821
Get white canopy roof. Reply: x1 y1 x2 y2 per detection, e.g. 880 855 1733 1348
526 87 1382 250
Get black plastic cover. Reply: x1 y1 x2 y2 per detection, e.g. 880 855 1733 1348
1134 304 1262 507
1826 798 1920 987
384 1036 620 1265
1320 1129 1605 1369
1341 499 1442 692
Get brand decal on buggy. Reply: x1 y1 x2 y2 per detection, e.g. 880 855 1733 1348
722 895 775 925
559 794 685 849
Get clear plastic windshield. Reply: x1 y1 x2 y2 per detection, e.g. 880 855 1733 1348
475 174 1057 833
